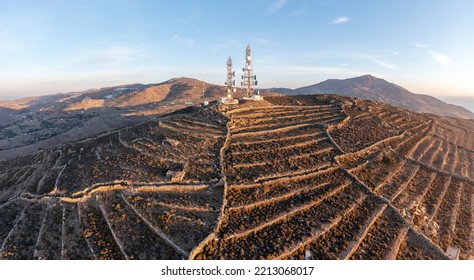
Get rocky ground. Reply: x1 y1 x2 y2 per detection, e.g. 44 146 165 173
0 95 472 260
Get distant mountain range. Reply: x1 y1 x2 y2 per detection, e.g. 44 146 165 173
269 75 474 119
0 78 226 112
2 75 472 119
1 75 474 159
0 78 230 158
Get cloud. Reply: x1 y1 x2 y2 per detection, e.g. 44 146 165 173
296 51 395 70
266 0 288 14
426 50 451 65
393 52 400 56
332 17 350 24
83 47 138 67
411 43 450 65
287 0 308 17
368 57 395 69
266 65 386 86
276 65 351 74
172 34 194 48
413 42 428 48
351 53 395 69
212 37 241 52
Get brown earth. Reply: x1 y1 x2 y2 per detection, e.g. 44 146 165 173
0 94 472 260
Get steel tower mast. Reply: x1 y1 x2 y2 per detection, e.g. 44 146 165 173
241 44 257 96
225 56 236 98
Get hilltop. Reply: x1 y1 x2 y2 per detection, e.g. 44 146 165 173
0 94 472 260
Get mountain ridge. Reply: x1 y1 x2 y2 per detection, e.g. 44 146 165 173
2 75 472 119
1 76 472 158
270 75 474 119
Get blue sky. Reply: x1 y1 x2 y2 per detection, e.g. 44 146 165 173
1 0 473 99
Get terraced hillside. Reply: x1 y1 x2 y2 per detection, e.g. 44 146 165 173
0 95 472 260
0 107 227 260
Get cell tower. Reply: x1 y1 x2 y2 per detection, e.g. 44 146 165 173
219 56 239 105
202 78 205 98
241 44 258 97
225 56 236 98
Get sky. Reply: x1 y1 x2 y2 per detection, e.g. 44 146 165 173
1 0 474 100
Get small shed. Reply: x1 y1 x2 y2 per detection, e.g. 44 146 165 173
166 170 185 183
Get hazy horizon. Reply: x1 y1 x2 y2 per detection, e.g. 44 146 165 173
436 95 474 114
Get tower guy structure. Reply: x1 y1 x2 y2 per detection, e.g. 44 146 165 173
241 44 258 97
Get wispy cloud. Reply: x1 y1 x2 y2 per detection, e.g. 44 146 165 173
266 0 289 15
332 17 350 24
413 42 428 48
287 0 308 17
412 42 451 65
268 65 385 84
352 53 395 69
212 37 241 52
393 52 400 56
83 47 138 67
275 65 352 75
369 57 395 69
297 51 395 69
172 34 194 48
426 50 451 65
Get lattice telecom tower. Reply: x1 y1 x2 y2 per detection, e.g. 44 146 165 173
225 56 236 98
241 44 258 96
219 56 239 105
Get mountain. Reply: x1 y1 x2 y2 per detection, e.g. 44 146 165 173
0 78 225 112
0 78 230 159
272 75 474 119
